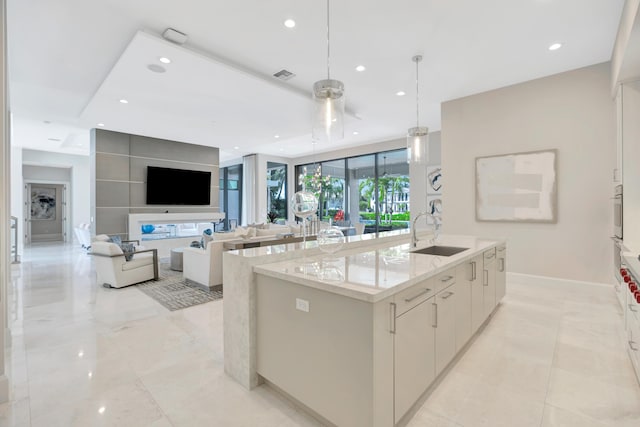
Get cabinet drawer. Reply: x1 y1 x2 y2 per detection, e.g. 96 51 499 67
434 268 457 293
394 279 435 317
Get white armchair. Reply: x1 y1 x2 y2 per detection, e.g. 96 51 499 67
91 241 158 288
183 240 226 289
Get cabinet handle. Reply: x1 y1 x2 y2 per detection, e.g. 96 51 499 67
404 288 431 303
390 303 396 334
630 340 639 352
497 247 506 253
483 270 488 286
472 261 477 281
440 275 454 283
485 253 495 259
440 291 454 300
433 303 438 328
629 304 638 313
499 258 505 272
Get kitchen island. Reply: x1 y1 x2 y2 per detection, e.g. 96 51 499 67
252 234 506 427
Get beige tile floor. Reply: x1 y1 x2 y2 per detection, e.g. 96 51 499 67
0 242 638 426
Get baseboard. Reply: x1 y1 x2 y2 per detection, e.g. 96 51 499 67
507 272 610 288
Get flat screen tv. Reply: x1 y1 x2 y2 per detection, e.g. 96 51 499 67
146 166 211 205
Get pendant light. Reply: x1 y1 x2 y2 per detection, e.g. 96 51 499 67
407 55 428 164
312 0 345 144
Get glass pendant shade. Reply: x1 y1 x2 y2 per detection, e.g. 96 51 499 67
290 191 319 220
407 126 429 164
312 79 345 143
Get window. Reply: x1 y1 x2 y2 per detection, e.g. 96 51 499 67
267 162 287 223
220 164 242 230
295 148 409 233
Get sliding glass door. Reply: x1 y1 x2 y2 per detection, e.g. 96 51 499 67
295 148 409 233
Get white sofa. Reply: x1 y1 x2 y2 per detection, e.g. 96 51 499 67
182 224 298 289
91 241 159 288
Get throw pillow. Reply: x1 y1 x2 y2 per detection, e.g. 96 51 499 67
120 243 135 261
109 235 122 246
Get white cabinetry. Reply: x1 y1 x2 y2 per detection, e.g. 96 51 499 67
620 255 640 384
496 245 506 302
462 254 484 334
455 261 474 350
483 248 497 317
627 289 640 383
394 295 436 424
434 281 457 375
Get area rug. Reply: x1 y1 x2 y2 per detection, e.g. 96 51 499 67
136 262 223 311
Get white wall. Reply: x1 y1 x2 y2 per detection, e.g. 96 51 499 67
622 81 640 252
0 0 9 401
10 145 22 254
442 63 615 284
21 149 91 243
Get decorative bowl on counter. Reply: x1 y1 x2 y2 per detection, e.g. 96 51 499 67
141 224 155 234
317 226 345 255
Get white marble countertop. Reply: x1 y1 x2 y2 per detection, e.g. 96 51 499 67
227 229 411 259
254 234 505 303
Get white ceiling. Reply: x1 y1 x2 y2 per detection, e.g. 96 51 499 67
7 0 625 161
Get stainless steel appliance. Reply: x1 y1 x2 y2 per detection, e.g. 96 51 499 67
614 185 623 239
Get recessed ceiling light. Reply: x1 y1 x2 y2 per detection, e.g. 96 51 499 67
279 148 284 152
78 351 84 358
147 64 166 73
159 57 171 64
97 123 105 127
234 146 239 150
284 19 296 28
548 43 562 51
88 372 93 378
396 91 406 96
98 407 106 415
353 131 359 135
119 99 128 104
274 135 280 139
355 65 366 72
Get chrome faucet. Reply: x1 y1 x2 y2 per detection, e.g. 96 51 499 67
411 211 440 248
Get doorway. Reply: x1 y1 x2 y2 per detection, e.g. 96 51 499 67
25 182 68 243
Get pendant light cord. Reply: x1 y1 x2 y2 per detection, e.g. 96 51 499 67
326 0 331 80
415 57 420 128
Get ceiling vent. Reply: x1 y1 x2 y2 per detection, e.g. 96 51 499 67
273 69 295 81
162 28 188 45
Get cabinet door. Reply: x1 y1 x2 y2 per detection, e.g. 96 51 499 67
435 284 457 375
483 250 497 318
455 262 473 350
469 255 484 332
394 298 435 424
496 246 506 302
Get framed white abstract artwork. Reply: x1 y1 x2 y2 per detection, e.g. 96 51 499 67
476 149 557 223
426 195 442 223
427 166 442 194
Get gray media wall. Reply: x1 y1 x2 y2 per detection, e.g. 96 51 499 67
91 129 220 239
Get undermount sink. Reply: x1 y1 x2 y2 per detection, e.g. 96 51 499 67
411 246 469 256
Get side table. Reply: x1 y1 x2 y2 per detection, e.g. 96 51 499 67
170 247 185 271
